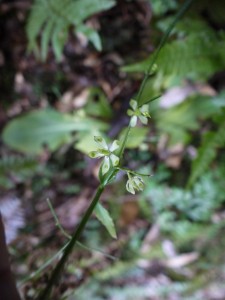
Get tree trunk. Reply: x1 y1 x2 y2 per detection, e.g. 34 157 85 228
0 213 21 300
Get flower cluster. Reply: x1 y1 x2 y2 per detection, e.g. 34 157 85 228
89 136 120 175
126 173 145 194
127 99 151 127
89 99 151 193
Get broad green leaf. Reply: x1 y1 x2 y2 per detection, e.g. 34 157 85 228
119 127 148 149
94 203 117 239
85 88 113 118
2 109 107 154
75 131 103 154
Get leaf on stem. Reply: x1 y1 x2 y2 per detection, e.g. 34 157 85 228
94 203 117 239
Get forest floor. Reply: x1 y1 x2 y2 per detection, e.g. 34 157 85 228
1 1 225 300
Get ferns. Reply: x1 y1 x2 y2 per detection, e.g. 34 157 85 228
26 0 116 61
154 94 225 185
193 0 225 24
0 155 37 173
188 118 225 188
122 16 225 186
158 31 224 82
149 0 178 16
122 22 225 90
0 155 38 188
154 94 224 145
144 168 225 242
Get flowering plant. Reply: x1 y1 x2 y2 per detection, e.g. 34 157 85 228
89 100 151 194
126 173 145 194
89 136 120 175
38 1 193 297
127 99 151 127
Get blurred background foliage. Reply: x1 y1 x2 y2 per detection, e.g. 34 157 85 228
0 0 225 299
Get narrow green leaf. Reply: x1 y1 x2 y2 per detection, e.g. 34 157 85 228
94 203 117 239
51 23 68 62
41 20 54 61
77 24 102 51
138 95 161 107
119 127 148 149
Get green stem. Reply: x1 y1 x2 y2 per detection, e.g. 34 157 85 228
36 185 104 300
136 0 194 106
118 124 131 159
117 167 152 177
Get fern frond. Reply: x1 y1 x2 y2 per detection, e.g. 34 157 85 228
188 119 225 188
150 0 178 16
26 0 116 60
193 0 225 24
155 95 222 145
122 26 225 90
0 155 38 176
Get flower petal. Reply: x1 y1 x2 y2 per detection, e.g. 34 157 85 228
133 176 144 191
140 105 148 113
126 180 135 194
89 151 104 158
94 136 108 150
110 153 119 166
102 156 110 175
130 99 137 110
130 115 137 127
110 140 120 152
140 105 151 118
139 116 148 125
127 109 134 117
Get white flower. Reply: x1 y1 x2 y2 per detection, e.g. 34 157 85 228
126 173 145 194
127 99 151 127
89 136 120 175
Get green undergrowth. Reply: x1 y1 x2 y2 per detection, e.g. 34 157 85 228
1 0 225 299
